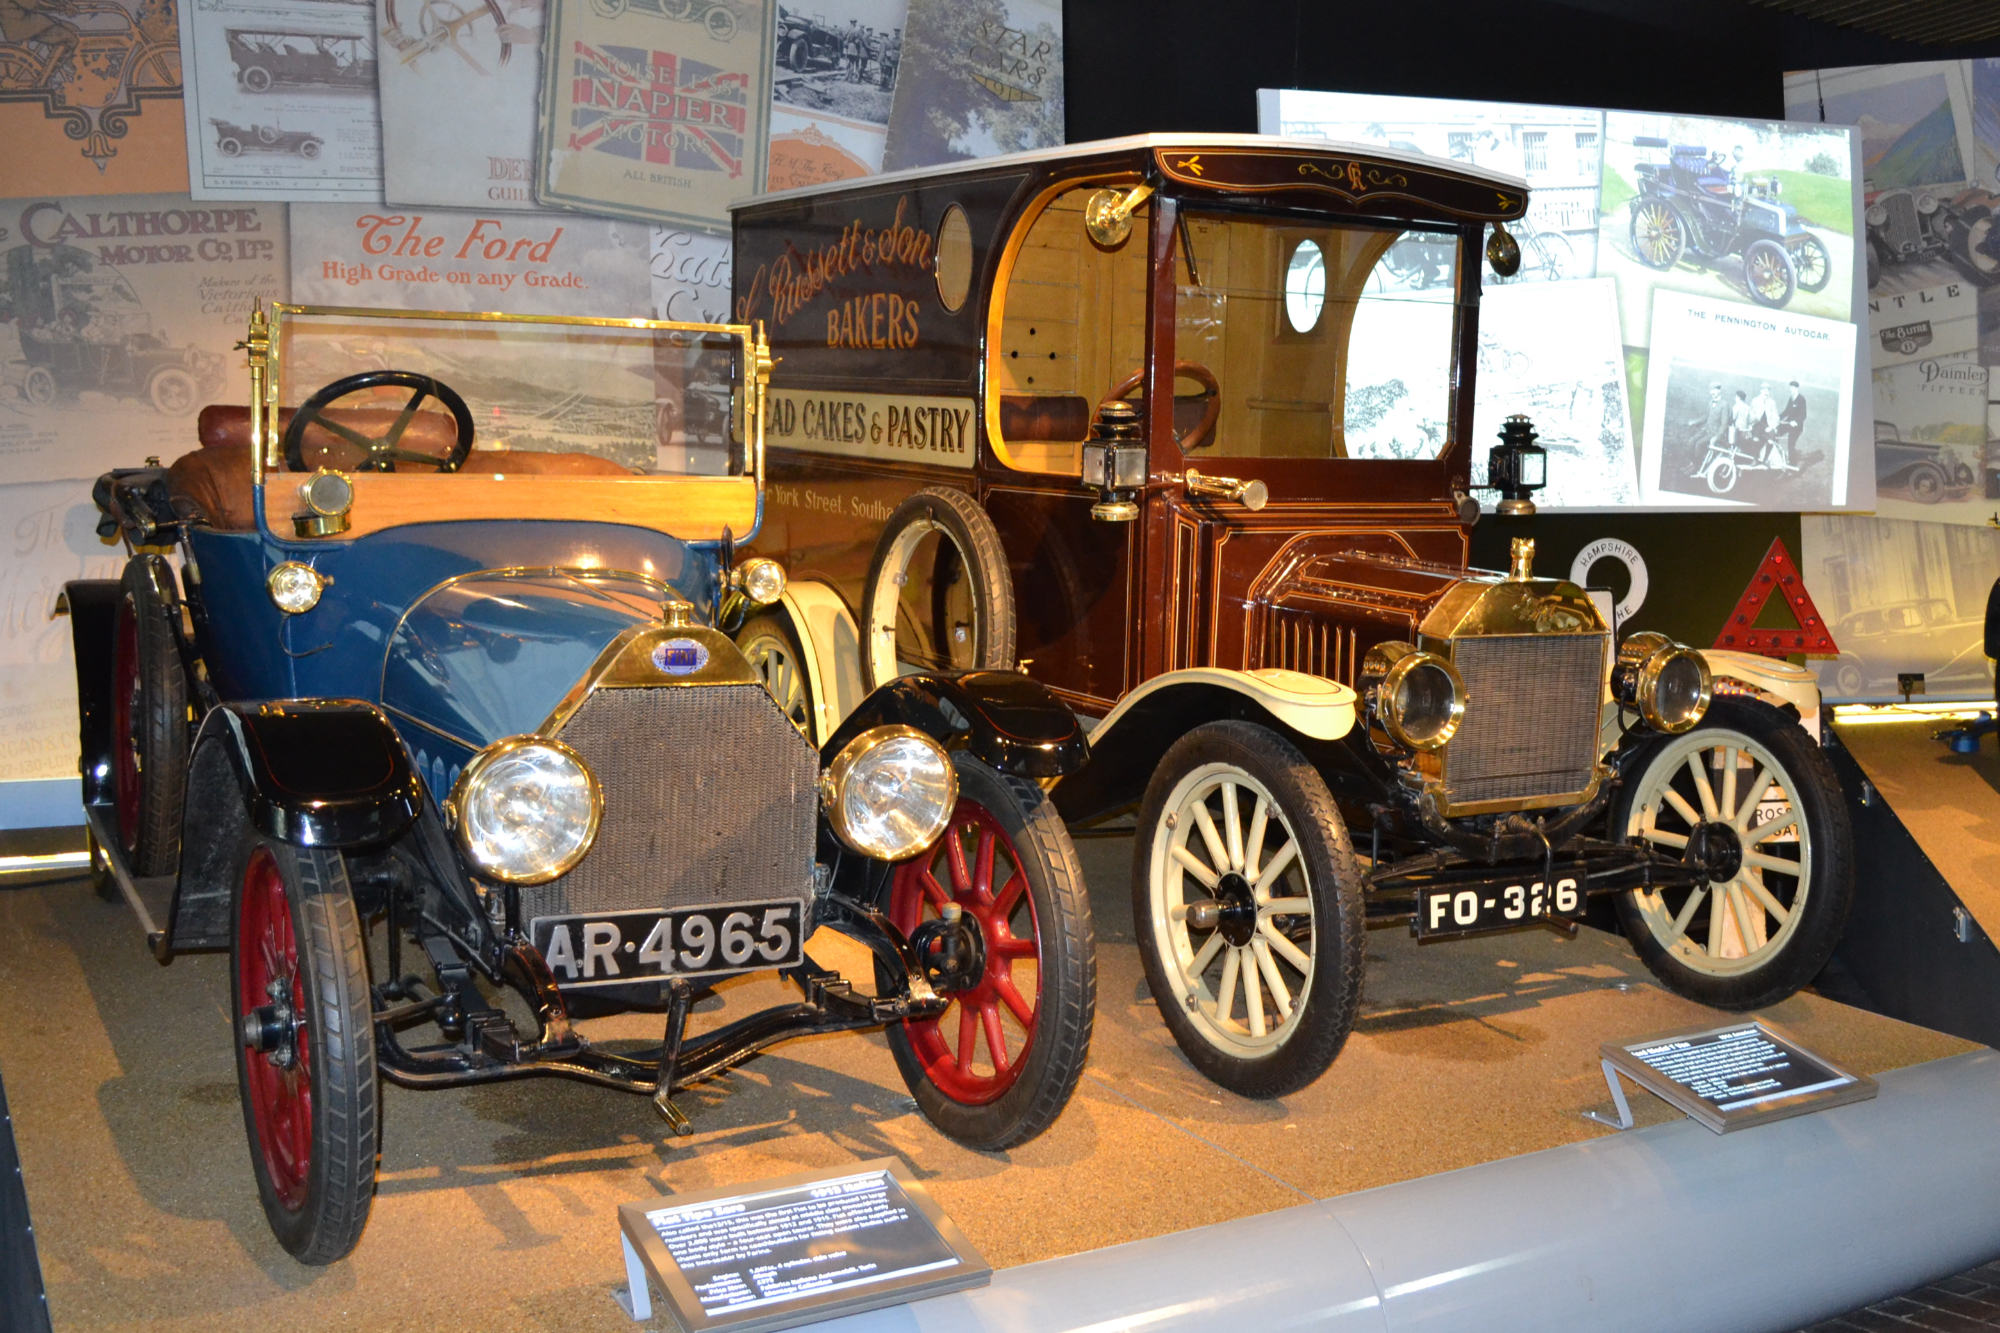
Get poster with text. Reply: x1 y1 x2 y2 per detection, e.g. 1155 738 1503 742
0 0 190 197
879 0 1060 172
289 203 653 314
176 0 385 199
376 0 545 209
0 193 288 486
1640 291 1857 509
765 0 907 191
0 481 126 782
1869 279 1978 371
1870 353 1989 525
536 0 773 230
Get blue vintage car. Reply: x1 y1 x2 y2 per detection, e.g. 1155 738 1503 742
64 303 1095 1264
1627 137 1834 309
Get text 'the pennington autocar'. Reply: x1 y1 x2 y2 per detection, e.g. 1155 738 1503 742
65 303 1096 1263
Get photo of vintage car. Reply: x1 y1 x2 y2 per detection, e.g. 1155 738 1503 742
211 118 324 158
226 28 377 92
586 0 740 40
1875 417 1978 504
63 304 1095 1264
732 133 1853 1102
1863 172 2000 291
1825 598 1991 701
2 242 225 414
1626 137 1835 308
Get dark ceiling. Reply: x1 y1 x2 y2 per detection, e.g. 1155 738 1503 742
1737 0 2000 47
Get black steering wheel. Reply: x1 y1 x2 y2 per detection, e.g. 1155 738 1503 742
282 370 475 474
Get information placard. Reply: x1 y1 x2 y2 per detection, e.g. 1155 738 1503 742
614 1158 989 1331
1593 1020 1877 1133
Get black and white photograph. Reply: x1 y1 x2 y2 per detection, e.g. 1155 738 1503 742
1259 88 1604 281
1643 291 1857 508
764 0 906 187
1469 277 1639 506
1803 512 2000 701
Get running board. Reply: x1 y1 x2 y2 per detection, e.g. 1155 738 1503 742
82 805 176 962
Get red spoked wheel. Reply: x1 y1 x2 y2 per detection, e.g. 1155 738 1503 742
880 758 1094 1150
239 846 313 1211
230 838 377 1263
890 799 1042 1104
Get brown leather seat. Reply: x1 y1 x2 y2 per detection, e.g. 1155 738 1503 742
173 405 637 532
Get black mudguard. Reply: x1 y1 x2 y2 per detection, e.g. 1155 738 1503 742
62 579 122 808
824 671 1088 779
171 700 426 950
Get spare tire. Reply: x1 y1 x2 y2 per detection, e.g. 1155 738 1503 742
861 486 1015 690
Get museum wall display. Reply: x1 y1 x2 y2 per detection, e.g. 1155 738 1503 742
1783 58 2000 701
1260 88 1870 513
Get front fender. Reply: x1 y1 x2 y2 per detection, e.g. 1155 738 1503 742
1052 669 1358 825
824 671 1088 780
61 579 121 807
192 699 426 847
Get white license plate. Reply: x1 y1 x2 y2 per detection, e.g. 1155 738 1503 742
1752 788 1798 843
1415 877 1582 939
530 900 804 989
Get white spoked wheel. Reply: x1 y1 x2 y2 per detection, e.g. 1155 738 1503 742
737 613 813 737
1152 763 1313 1054
1615 699 1853 1009
1134 721 1361 1097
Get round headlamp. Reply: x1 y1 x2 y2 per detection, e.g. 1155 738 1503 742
266 561 330 614
1917 193 1939 214
821 725 957 861
1865 202 1888 228
1616 632 1712 734
734 556 787 605
450 736 602 884
1378 651 1466 751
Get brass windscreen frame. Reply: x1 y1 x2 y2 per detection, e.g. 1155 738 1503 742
244 303 773 494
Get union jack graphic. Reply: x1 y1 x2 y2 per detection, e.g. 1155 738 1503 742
567 43 748 176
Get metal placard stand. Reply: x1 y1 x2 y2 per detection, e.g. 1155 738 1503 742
613 1158 990 1332
1584 1019 1878 1134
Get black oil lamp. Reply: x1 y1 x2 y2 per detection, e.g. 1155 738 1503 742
1082 399 1147 522
1485 413 1547 516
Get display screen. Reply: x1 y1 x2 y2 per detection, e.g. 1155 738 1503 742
1259 89 1868 513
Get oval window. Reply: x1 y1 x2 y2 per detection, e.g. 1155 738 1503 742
935 204 973 312
1284 239 1325 332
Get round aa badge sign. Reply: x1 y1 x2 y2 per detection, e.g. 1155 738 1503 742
652 638 710 676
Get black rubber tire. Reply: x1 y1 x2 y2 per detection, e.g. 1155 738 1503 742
113 557 188 877
231 838 378 1263
1909 462 1947 503
883 755 1095 1150
1791 233 1832 293
737 611 815 737
1613 698 1854 1011
860 486 1015 690
1744 238 1797 309
1630 199 1685 270
1132 721 1363 1098
241 65 271 92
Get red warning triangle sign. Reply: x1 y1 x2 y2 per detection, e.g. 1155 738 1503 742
1712 537 1839 657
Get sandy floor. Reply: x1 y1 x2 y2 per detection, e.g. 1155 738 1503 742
0 829 1973 1332
1836 715 2000 938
